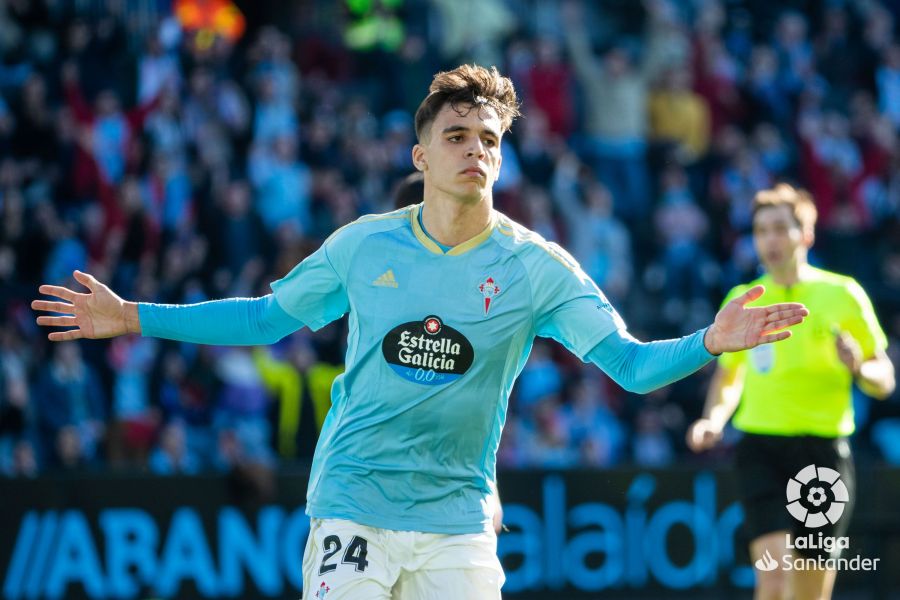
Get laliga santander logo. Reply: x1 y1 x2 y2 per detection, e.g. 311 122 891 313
785 464 849 528
754 464 851 572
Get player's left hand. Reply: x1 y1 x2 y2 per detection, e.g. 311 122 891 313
703 285 809 355
835 331 863 376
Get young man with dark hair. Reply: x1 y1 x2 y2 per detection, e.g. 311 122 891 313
687 183 894 600
35 65 809 599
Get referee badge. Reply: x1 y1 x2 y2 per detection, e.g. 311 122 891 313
750 343 774 373
478 276 501 316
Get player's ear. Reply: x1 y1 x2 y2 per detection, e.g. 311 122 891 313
803 226 815 248
495 153 502 181
412 145 427 172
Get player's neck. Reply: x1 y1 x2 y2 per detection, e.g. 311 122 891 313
420 194 493 247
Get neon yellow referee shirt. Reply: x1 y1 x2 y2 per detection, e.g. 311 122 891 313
719 266 888 437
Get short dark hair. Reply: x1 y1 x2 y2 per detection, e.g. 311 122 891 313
414 64 521 142
752 183 818 233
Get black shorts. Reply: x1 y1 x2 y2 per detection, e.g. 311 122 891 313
735 432 855 559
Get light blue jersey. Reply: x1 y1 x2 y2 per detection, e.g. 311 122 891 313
270 204 626 534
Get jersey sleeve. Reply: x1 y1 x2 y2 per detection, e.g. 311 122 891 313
717 284 750 370
585 328 713 393
530 241 627 360
270 228 355 331
841 279 888 358
139 295 302 345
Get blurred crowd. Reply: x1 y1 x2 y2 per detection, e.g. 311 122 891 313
1 0 899 480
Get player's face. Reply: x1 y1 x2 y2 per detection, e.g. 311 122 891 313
414 103 503 203
752 204 810 272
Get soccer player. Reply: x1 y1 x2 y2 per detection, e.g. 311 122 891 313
687 184 895 600
34 65 809 599
392 168 505 535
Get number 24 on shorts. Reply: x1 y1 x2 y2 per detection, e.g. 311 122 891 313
318 535 370 575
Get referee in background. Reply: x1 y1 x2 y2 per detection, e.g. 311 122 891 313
688 183 895 600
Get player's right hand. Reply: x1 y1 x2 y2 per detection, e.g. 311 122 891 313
31 270 140 341
686 419 723 453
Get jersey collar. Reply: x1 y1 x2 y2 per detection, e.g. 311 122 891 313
410 203 497 256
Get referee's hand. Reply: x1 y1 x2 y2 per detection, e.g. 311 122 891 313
686 419 723 453
32 270 141 341
835 331 863 376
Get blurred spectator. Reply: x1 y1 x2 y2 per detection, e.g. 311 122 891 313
744 46 793 130
772 10 814 95
182 67 250 170
206 178 269 296
212 348 275 469
137 25 182 103
515 341 563 410
0 328 31 475
562 0 685 222
647 66 711 165
514 109 562 188
876 44 900 128
149 420 200 475
525 37 575 138
156 348 218 465
650 165 715 330
522 394 576 468
553 154 632 302
633 406 674 467
252 72 298 145
106 334 159 468
431 0 515 66
561 378 625 467
691 0 743 136
10 74 58 170
33 342 106 469
249 134 312 234
62 61 162 190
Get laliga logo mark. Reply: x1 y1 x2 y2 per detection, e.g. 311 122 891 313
785 464 849 528
755 549 779 572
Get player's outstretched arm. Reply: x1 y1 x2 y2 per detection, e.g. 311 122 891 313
33 270 304 346
703 285 808 355
32 270 140 341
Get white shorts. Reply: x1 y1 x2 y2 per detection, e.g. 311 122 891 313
301 518 505 599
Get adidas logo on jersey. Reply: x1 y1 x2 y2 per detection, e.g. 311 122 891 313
373 269 398 288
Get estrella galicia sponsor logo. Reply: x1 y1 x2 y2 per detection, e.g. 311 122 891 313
381 315 474 385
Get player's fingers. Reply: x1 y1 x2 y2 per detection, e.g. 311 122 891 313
735 284 765 306
763 315 805 333
764 304 808 320
37 285 80 303
760 330 792 345
73 270 99 292
48 329 84 342
36 316 78 327
31 300 76 314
